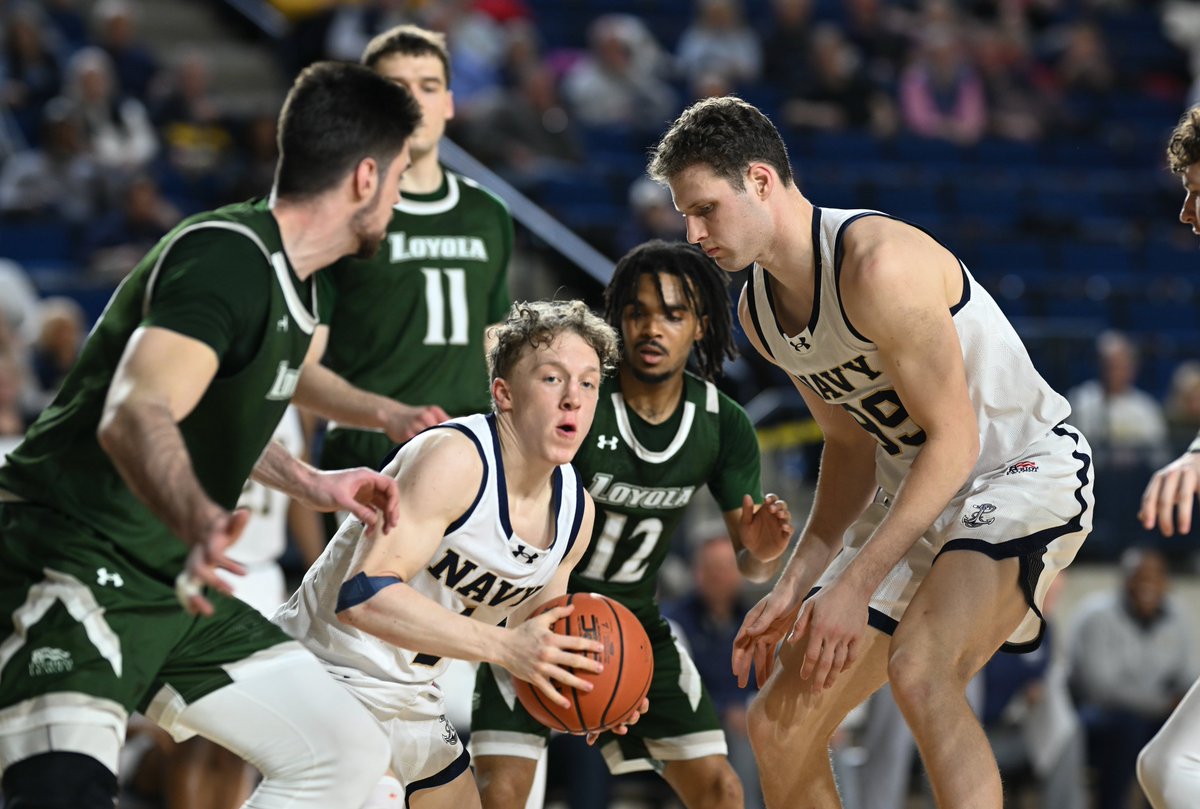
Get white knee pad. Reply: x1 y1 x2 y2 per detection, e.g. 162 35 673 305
169 645 389 809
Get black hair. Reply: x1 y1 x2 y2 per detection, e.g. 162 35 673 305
603 240 736 382
274 61 420 200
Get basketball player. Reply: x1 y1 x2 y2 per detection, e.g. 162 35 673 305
471 241 794 809
1135 105 1200 809
274 300 646 809
315 24 514 495
0 63 419 809
649 96 1094 808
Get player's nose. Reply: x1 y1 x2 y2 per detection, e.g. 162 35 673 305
685 216 705 245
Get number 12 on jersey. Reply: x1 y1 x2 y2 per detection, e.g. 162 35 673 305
578 512 663 583
421 267 468 345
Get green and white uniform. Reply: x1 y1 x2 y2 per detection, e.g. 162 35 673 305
319 170 512 474
472 372 762 774
0 199 316 753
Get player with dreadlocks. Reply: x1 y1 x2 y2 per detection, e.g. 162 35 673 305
470 239 794 809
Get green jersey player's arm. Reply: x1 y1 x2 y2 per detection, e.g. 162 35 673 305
335 429 602 706
291 323 449 443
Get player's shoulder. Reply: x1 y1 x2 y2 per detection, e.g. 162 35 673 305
449 169 511 216
683 371 744 415
164 199 277 261
400 417 489 474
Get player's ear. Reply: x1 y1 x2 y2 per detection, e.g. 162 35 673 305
747 163 772 199
492 377 514 413
694 313 708 341
353 157 379 202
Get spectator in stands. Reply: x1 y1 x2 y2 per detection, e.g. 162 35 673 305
898 22 988 145
843 0 912 88
675 0 763 88
980 575 1087 809
561 14 676 133
781 23 897 138
92 0 160 102
0 95 102 225
29 296 85 407
1068 546 1196 809
1048 20 1118 135
461 63 583 189
83 174 181 280
223 109 279 204
665 534 766 809
2 3 64 144
760 0 815 96
63 46 158 179
0 353 33 439
1068 329 1171 471
43 0 89 56
973 25 1050 142
1164 360 1200 454
614 176 686 257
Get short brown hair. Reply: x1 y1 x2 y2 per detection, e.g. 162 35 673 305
488 301 618 408
1167 106 1200 174
649 95 794 190
362 24 451 84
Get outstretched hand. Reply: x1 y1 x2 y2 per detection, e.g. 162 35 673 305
302 467 401 533
739 493 793 562
176 507 250 616
732 583 803 688
1140 451 1200 537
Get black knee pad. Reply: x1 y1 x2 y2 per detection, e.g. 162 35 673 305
2 751 118 808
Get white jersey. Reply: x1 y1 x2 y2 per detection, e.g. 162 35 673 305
232 405 305 566
745 207 1070 496
274 413 587 696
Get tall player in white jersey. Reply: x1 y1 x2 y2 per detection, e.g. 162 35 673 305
649 96 1094 809
1135 105 1200 809
274 300 645 809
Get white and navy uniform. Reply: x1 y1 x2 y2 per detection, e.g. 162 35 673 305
218 406 305 617
744 207 1094 650
274 413 587 798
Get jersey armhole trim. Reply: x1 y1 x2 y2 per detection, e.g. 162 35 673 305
745 269 775 361
428 422 490 535
486 413 513 538
142 221 273 319
563 468 586 558
832 211 879 344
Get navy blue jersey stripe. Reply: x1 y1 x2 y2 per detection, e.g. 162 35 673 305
404 747 471 807
564 466 586 558
486 413 513 538
745 269 775 360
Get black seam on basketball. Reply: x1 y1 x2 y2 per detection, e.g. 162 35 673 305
598 595 625 728
526 679 569 733
564 593 590 733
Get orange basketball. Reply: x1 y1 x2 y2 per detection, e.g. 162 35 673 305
513 592 654 734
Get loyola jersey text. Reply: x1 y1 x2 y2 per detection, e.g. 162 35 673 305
571 373 761 611
274 413 585 694
744 207 1070 496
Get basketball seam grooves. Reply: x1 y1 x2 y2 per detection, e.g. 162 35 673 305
599 595 625 728
566 593 590 733
526 662 570 733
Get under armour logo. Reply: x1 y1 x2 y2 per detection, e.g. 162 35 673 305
276 315 289 332
788 335 811 352
511 544 540 564
962 503 997 528
96 568 124 588
597 435 619 450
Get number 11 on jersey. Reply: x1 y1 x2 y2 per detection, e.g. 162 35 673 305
421 267 468 345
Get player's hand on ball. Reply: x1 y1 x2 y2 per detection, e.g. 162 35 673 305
505 604 605 709
584 696 650 745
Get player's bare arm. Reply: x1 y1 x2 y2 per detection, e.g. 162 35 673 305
98 326 247 615
722 493 793 583
794 219 980 692
292 324 449 442
249 440 400 533
335 429 605 706
1140 438 1200 536
731 292 876 686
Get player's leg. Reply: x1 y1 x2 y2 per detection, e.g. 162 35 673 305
470 662 551 809
1139 675 1200 808
407 766 482 809
746 626 891 807
885 551 1028 809
661 755 742 809
150 594 389 809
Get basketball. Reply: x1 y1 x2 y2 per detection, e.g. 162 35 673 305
513 592 654 735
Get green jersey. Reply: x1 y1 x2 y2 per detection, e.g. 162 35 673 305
0 199 317 575
320 170 512 419
570 372 763 615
